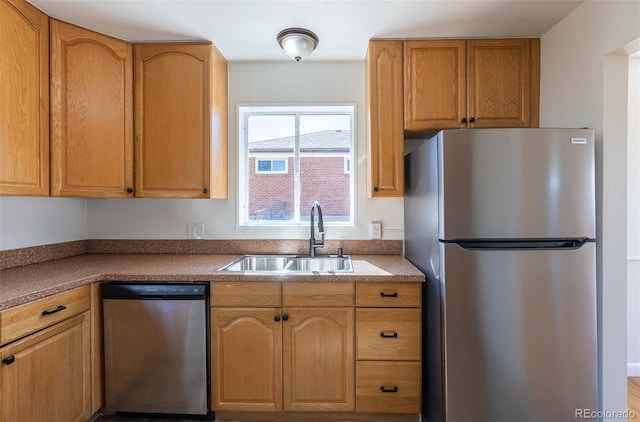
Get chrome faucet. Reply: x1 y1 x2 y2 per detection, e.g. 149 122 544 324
309 201 324 257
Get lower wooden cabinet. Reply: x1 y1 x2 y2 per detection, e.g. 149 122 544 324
283 307 354 412
0 312 91 422
355 282 422 414
212 281 422 416
212 307 282 411
356 361 421 414
211 282 355 413
356 308 421 361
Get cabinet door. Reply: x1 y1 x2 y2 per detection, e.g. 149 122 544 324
283 307 354 411
0 0 49 196
135 43 226 198
50 20 133 197
212 308 282 411
467 39 539 128
366 40 404 197
404 40 466 131
0 312 91 422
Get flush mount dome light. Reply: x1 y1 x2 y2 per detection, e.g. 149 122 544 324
277 28 319 62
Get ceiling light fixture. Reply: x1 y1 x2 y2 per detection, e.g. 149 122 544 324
277 28 319 62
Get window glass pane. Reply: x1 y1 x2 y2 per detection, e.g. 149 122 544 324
299 115 351 222
257 160 271 172
248 115 295 221
240 107 353 226
272 160 286 172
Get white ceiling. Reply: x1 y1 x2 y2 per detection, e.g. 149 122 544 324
28 0 583 61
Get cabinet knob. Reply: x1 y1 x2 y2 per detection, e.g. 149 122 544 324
126 188 133 193
274 315 281 322
469 117 476 123
203 188 208 194
373 187 379 192
282 314 289 321
461 117 467 123
2 356 15 366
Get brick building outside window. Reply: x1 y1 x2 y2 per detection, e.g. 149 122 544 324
249 130 351 221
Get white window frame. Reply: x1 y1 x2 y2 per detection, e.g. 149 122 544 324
238 104 355 227
255 158 288 174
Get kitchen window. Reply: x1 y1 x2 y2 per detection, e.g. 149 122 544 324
238 105 355 225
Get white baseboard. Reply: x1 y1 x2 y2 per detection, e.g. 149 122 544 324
628 362 640 377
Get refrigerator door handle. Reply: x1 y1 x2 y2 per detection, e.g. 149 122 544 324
452 238 592 250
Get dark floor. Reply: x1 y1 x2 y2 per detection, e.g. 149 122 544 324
97 414 217 422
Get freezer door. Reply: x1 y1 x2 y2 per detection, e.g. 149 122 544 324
441 242 597 422
438 128 595 240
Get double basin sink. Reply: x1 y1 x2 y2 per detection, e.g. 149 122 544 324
219 255 353 273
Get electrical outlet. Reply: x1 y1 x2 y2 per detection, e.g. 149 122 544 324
371 221 382 239
187 223 205 239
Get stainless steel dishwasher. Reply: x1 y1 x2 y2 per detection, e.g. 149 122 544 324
101 282 210 417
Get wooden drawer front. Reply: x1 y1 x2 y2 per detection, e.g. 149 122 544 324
210 282 281 307
283 282 354 307
356 361 421 413
356 309 421 360
0 285 91 345
356 283 421 307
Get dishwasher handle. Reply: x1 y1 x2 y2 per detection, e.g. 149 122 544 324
101 282 208 300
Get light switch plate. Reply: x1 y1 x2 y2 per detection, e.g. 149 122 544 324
187 223 205 239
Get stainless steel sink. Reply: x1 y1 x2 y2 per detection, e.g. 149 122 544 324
219 255 353 273
284 256 353 272
219 255 294 272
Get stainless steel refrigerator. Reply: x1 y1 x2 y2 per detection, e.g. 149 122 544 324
404 128 597 422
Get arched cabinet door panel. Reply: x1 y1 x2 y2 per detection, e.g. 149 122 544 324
134 42 228 199
50 20 134 198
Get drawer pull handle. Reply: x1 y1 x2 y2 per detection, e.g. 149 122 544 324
2 355 15 366
380 292 398 298
380 386 398 393
380 331 398 338
42 305 67 316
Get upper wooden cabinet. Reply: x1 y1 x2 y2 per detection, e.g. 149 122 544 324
50 20 134 197
0 0 49 196
367 38 540 197
404 40 466 130
365 40 404 198
467 39 539 128
404 38 540 131
134 43 228 198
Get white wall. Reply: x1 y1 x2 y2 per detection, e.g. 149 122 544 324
87 61 403 241
541 0 640 417
628 56 640 376
0 197 87 250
